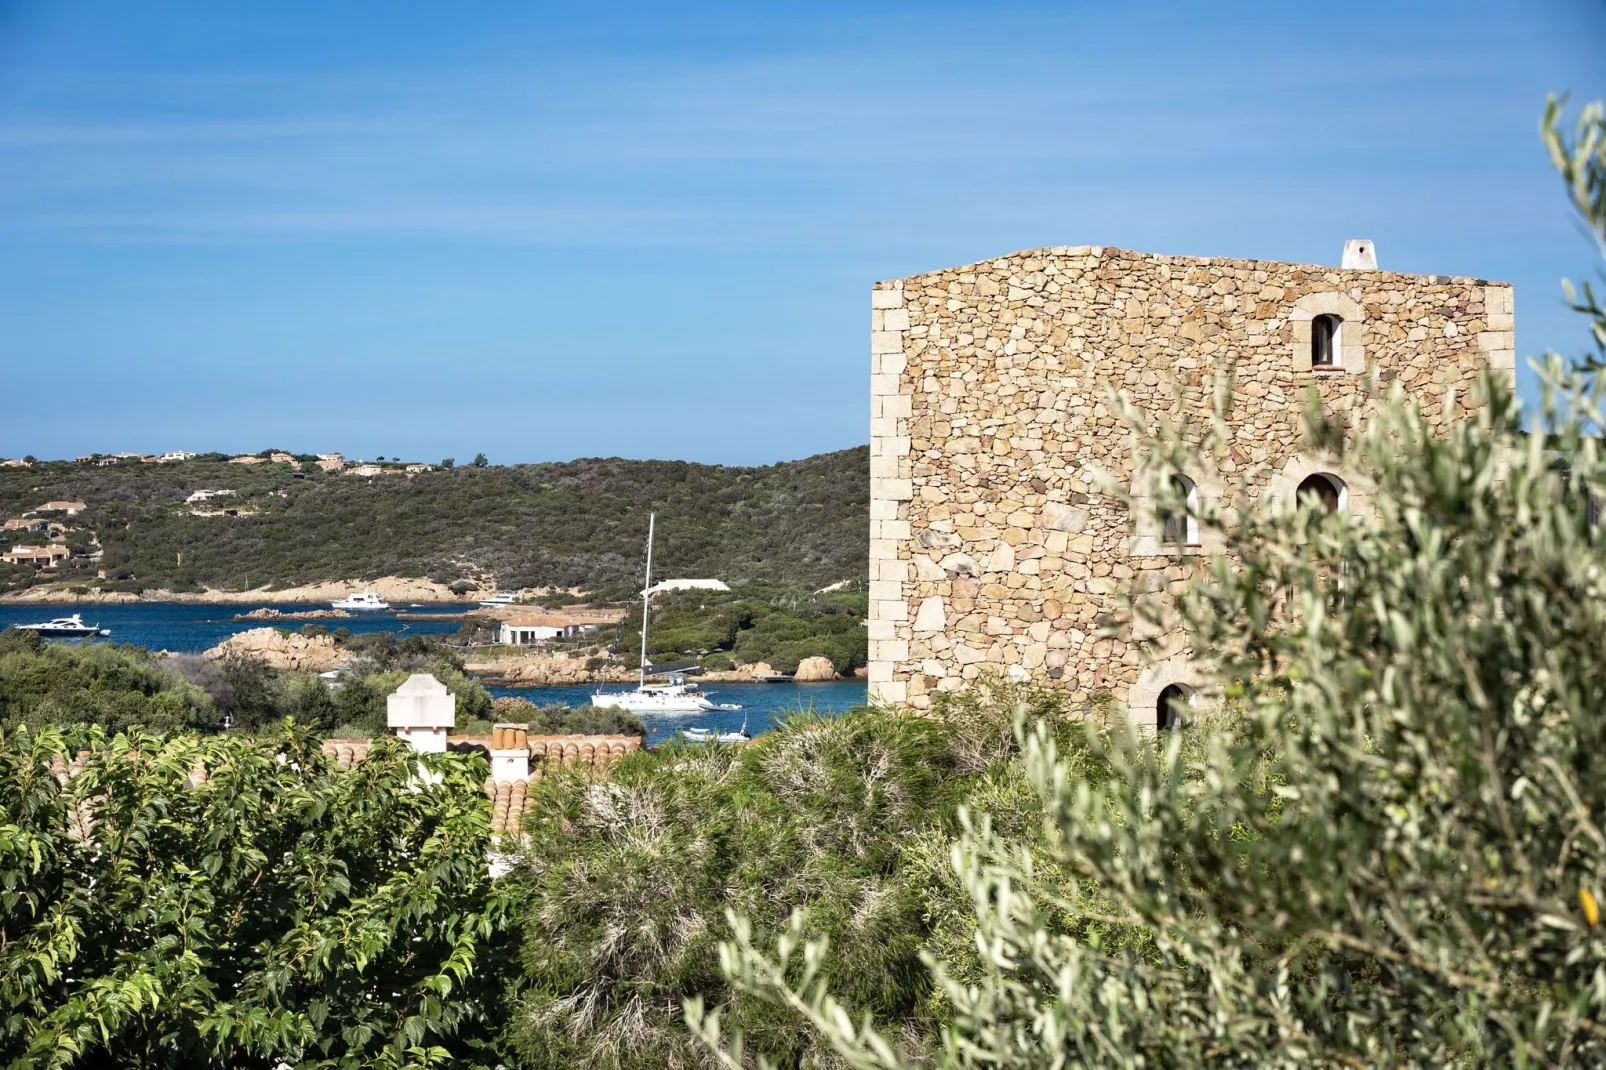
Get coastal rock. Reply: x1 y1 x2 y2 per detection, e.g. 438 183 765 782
465 652 635 686
233 608 355 621
793 656 839 682
743 661 777 680
203 627 347 672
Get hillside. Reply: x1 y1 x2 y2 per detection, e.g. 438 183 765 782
0 448 868 598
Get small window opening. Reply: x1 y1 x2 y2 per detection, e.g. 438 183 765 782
1162 474 1200 547
1297 473 1346 513
1311 314 1341 368
1158 684 1189 731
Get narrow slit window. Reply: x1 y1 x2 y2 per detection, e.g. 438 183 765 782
1163 474 1200 547
1311 314 1341 368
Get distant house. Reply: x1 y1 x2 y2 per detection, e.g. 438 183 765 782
269 452 295 464
158 451 196 463
316 453 345 473
229 455 265 465
405 463 434 474
499 613 593 646
2 518 49 533
2 544 70 568
34 501 86 516
645 578 730 595
348 464 384 477
185 489 235 504
0 458 32 468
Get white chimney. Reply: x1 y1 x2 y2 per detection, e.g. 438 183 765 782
1341 239 1377 270
489 723 530 782
386 674 456 753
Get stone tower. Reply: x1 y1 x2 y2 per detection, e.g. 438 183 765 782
867 243 1514 725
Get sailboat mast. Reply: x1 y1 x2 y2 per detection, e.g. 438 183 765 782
639 512 655 689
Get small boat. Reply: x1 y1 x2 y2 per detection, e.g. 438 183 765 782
12 613 109 638
331 591 390 612
589 513 742 716
683 718 750 745
478 592 517 608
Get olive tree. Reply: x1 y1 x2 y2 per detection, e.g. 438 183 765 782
689 98 1606 1068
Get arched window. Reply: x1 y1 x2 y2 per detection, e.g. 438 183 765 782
1157 683 1189 731
1297 473 1346 513
1311 314 1341 368
1162 474 1200 547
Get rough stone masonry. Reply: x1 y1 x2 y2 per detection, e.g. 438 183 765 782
867 243 1515 725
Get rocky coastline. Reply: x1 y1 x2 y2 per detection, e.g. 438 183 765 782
232 608 356 621
0 576 483 605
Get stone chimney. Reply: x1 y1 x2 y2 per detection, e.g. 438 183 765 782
1341 239 1377 270
489 723 530 782
386 674 456 753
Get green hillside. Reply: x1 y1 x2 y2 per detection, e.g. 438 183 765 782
0 448 868 597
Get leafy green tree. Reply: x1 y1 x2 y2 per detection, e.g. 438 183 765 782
0 722 519 1069
690 98 1606 1068
471 453 488 468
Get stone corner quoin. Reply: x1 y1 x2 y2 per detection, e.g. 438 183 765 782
865 242 1515 724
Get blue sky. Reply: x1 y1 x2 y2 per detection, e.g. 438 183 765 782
0 0 1602 465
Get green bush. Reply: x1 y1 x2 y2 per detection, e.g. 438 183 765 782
508 707 969 1068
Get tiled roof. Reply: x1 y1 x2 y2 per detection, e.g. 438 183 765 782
499 612 582 629
48 733 640 843
487 777 534 834
320 738 375 767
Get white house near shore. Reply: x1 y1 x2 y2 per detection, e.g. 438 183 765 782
645 578 729 595
498 613 597 646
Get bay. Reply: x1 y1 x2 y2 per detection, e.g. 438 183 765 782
0 601 467 653
485 680 869 746
1 602 870 745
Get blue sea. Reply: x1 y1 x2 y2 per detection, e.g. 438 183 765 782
484 680 868 746
0 602 869 744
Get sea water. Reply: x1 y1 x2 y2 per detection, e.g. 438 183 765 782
486 679 868 746
0 601 465 653
0 602 869 743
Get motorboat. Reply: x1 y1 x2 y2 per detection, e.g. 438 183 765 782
683 718 751 745
588 513 742 717
331 591 390 612
12 614 109 638
478 591 517 608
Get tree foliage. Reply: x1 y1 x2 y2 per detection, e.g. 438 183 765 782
0 723 519 1068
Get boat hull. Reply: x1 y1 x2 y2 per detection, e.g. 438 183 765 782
589 692 713 714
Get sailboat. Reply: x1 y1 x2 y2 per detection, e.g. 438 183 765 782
590 514 742 716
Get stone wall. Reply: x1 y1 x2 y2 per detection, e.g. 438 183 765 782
867 244 1515 722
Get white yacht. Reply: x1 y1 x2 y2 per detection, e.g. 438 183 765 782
478 591 517 608
589 514 742 716
331 590 390 612
12 614 109 638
